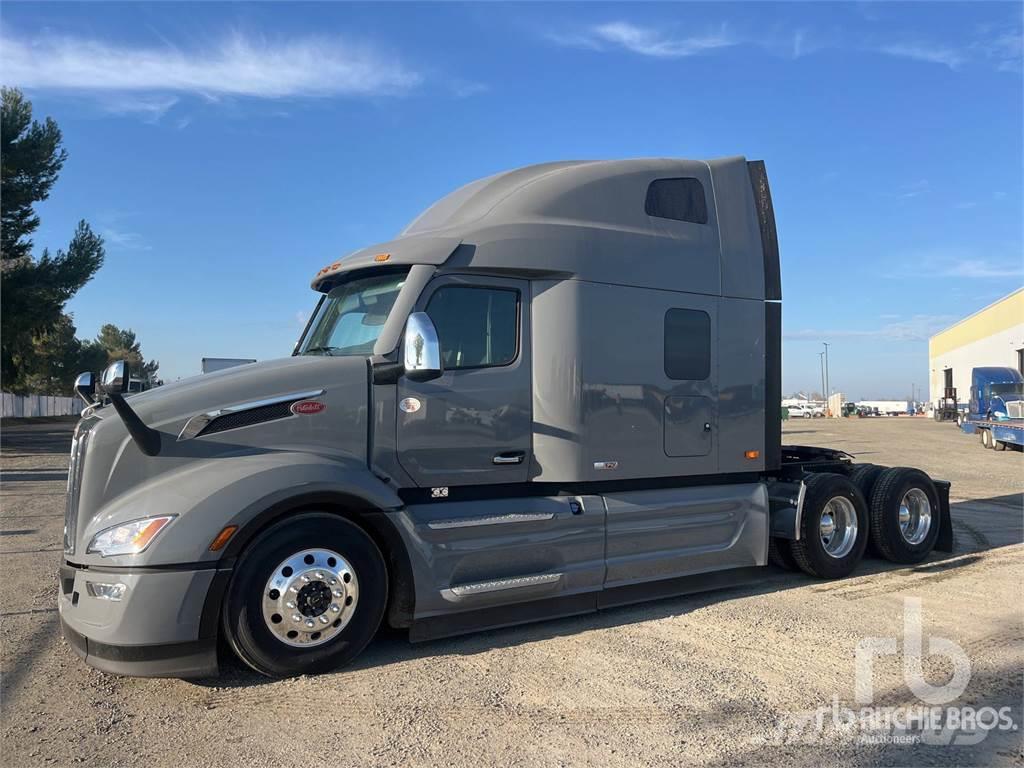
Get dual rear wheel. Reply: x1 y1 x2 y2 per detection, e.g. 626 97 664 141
771 467 939 579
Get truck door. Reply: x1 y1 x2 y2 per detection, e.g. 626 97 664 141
397 275 532 487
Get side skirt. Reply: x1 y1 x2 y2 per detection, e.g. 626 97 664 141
408 566 767 643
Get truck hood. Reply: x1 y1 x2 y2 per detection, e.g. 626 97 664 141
68 355 371 557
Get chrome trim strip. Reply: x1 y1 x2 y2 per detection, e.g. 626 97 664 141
793 480 807 541
440 572 562 602
427 512 555 530
177 388 325 441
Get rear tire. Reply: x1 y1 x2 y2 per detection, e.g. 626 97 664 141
994 439 1007 452
868 468 940 564
790 473 869 579
222 513 388 678
768 537 799 571
848 464 886 557
980 429 994 449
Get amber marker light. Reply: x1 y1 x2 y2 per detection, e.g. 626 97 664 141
745 450 760 460
374 253 391 262
209 525 239 552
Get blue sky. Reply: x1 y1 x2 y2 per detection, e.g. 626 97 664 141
3 1 1022 399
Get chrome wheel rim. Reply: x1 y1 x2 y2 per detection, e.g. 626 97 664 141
819 497 858 558
262 548 358 648
899 488 932 545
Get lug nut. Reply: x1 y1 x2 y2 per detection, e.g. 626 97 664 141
314 572 324 580
319 616 330 624
305 620 315 628
300 575 310 583
329 579 337 586
292 614 302 622
332 589 343 598
286 601 295 609
331 604 340 613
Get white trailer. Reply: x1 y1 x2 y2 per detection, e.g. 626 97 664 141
201 358 257 374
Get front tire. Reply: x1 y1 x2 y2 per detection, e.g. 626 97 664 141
790 473 869 579
222 513 387 678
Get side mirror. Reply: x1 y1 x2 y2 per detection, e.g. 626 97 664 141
99 360 130 394
403 312 442 382
73 372 96 406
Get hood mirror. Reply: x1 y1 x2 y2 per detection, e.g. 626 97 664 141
99 360 130 395
403 312 442 382
73 372 96 406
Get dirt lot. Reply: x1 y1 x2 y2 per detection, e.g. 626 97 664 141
1 417 1021 767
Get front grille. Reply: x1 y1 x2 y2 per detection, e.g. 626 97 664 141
197 401 295 436
64 428 89 555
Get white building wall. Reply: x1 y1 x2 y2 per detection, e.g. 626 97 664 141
928 324 1024 406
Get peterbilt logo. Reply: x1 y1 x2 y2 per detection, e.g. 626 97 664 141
291 400 326 415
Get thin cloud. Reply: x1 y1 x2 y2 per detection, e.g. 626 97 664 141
885 248 1024 280
785 314 957 343
549 21 737 58
895 179 930 199
879 42 966 70
941 259 1024 279
101 226 151 251
0 30 422 99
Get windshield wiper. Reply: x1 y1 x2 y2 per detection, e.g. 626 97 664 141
303 346 340 356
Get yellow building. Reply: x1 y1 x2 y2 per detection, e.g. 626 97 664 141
928 288 1024 406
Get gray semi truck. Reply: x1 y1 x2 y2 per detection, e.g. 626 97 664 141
59 157 953 679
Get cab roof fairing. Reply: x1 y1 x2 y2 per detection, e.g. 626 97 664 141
310 156 769 300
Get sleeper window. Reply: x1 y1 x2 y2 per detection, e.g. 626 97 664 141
664 309 711 380
426 286 518 369
645 178 708 224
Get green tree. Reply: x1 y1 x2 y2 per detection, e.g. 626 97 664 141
95 324 160 384
1 87 105 389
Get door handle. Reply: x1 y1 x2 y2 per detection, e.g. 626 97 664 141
492 451 525 465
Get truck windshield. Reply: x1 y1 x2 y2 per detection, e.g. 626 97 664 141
300 273 406 356
990 383 1024 398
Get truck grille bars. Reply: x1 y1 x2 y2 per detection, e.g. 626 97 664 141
64 428 89 555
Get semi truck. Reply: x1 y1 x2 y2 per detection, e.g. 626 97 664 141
959 366 1024 450
59 157 953 679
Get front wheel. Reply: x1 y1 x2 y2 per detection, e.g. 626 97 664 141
790 473 869 579
222 513 388 678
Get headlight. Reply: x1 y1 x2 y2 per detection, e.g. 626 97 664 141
87 515 175 557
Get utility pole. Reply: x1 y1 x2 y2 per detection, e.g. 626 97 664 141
823 342 831 416
818 352 826 405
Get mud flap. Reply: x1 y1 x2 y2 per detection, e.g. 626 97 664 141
933 479 954 552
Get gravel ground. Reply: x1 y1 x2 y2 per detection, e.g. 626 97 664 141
1 416 1021 767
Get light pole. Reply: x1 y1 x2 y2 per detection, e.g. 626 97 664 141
818 352 826 406
822 342 831 416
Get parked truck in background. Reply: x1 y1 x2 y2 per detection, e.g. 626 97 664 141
960 366 1024 451
59 157 953 679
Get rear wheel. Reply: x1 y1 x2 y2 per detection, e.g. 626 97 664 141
868 468 940 564
848 464 886 557
980 429 994 449
222 513 387 678
790 473 869 579
994 439 1007 451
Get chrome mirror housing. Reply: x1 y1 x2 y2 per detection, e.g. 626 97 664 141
99 360 130 394
403 312 442 382
73 372 96 406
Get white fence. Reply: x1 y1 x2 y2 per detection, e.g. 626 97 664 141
2 392 80 418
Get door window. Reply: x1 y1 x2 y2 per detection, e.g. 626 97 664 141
426 286 518 369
